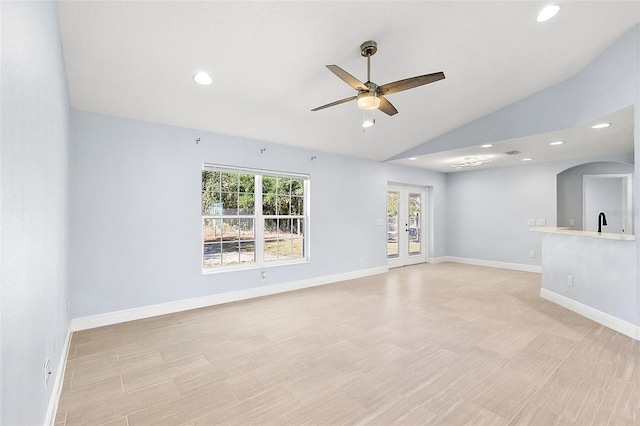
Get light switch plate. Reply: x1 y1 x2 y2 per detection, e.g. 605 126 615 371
537 219 546 226
527 219 536 226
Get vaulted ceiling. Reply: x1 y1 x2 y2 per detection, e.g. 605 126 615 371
57 1 639 168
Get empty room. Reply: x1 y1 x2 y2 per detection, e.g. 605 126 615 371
2 1 640 425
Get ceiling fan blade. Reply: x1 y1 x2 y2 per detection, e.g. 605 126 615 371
326 65 368 91
311 95 357 112
378 72 445 95
378 95 398 116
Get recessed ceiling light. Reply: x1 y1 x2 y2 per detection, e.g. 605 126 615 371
480 144 493 148
592 123 611 129
193 72 212 86
537 4 560 22
549 141 564 146
408 157 417 161
522 158 533 161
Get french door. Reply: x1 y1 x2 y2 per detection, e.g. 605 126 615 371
387 184 427 268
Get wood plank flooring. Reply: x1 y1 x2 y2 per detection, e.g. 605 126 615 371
55 263 640 425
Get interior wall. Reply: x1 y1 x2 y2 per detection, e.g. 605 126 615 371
445 153 633 267
69 110 447 318
557 161 634 230
0 2 71 425
634 20 640 329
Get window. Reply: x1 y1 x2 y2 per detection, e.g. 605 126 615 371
202 165 309 272
262 175 306 262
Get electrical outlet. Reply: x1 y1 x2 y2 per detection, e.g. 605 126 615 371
261 271 267 281
529 251 536 258
44 358 51 388
569 219 576 227
567 275 573 286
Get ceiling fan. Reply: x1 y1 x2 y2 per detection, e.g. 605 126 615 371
311 40 445 116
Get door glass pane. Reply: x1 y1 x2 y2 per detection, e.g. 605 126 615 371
387 191 399 258
408 193 421 255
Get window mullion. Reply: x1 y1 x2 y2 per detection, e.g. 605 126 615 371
255 174 264 265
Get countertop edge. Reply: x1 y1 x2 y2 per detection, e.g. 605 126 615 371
531 227 635 241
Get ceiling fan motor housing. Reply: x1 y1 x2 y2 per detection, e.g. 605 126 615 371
360 40 377 57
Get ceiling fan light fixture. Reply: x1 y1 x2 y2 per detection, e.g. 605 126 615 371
362 118 375 128
357 92 381 110
537 4 560 22
450 156 492 169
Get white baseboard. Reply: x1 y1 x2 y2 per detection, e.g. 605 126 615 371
427 257 447 264
44 323 73 426
71 266 388 331
442 256 542 273
540 288 640 341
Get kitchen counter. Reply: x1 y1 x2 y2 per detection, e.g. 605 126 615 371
532 226 635 241
534 227 638 339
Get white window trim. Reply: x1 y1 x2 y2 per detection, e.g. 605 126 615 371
202 164 310 274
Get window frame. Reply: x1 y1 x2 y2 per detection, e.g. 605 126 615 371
202 164 310 274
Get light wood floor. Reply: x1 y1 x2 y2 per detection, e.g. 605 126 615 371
55 263 640 425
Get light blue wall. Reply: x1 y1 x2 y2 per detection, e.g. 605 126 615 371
541 234 637 325
69 111 447 318
445 153 634 267
440 23 639 328
635 30 640 329
557 161 634 231
0 1 71 425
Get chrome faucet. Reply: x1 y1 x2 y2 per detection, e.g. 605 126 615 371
598 212 607 233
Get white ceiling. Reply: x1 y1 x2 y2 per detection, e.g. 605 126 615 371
56 1 639 167
389 105 635 172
